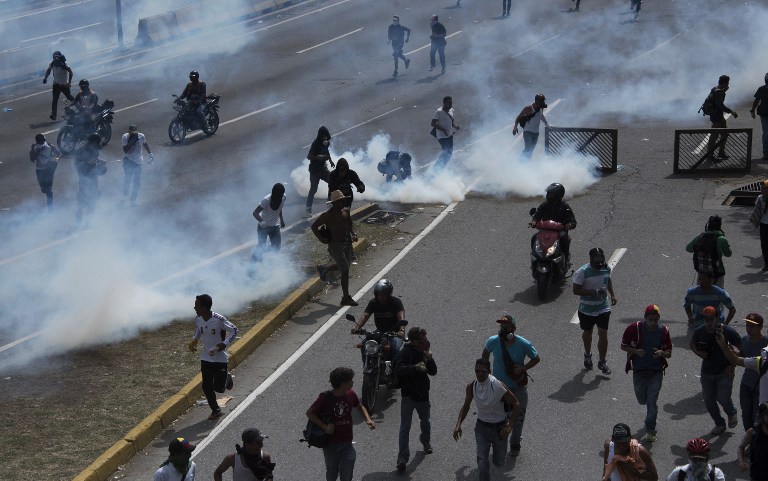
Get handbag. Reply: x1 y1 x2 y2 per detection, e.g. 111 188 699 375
499 337 528 387
301 391 332 448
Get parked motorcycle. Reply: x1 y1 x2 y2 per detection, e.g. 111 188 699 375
56 100 115 155
168 93 221 143
529 208 570 301
347 314 407 413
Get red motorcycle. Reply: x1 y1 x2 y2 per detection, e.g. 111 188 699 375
529 211 570 301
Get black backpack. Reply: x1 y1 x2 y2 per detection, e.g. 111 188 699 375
301 391 332 448
699 91 715 116
692 232 723 277
677 464 716 481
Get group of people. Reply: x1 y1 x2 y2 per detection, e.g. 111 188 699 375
386 14 448 78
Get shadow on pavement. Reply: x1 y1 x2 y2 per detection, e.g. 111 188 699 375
547 370 604 403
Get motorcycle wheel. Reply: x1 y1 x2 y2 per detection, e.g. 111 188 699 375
168 119 186 144
57 127 77 155
361 372 378 414
96 122 111 146
536 271 551 301
203 111 219 136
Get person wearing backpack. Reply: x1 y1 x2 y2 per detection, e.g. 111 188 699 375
704 75 739 162
737 402 768 481
749 180 768 272
686 215 732 287
666 438 725 481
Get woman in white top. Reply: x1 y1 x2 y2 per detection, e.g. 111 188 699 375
253 183 287 252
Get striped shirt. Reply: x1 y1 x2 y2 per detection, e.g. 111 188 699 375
573 264 612 315
682 286 734 327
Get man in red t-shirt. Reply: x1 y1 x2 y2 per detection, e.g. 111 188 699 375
307 367 375 481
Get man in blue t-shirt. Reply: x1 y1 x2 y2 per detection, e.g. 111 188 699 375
691 307 742 435
683 271 736 328
481 314 540 456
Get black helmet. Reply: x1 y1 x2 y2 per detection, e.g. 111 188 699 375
78 79 90 88
189 71 199 79
52 51 62 59
545 183 565 203
373 279 394 296
87 132 102 144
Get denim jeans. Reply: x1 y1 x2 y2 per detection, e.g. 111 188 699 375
322 442 356 481
429 42 446 69
122 159 142 202
436 135 453 169
508 385 528 446
740 382 760 430
521 131 539 160
700 371 736 426
633 370 663 433
257 224 281 250
475 421 506 481
760 115 768 157
397 397 431 464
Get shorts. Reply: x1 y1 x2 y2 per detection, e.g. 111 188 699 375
578 311 610 331
328 241 351 271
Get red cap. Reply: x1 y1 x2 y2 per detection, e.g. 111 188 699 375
702 306 717 317
644 304 660 317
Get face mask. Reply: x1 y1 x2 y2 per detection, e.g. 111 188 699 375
689 460 708 479
323 140 329 146
498 329 514 340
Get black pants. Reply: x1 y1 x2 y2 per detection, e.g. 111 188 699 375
761 222 768 268
307 166 330 209
51 84 74 117
392 45 406 70
502 0 511 13
631 0 641 12
201 360 228 412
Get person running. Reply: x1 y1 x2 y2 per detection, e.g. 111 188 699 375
513 94 550 161
306 126 335 216
313 191 359 306
705 75 738 162
428 15 447 74
683 272 736 328
666 438 725 481
213 428 276 481
388 16 411 78
29 133 61 211
42 51 74 121
431 96 460 169
602 423 658 481
253 183 287 252
686 215 731 287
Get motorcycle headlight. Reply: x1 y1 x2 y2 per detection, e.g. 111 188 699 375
364 340 379 355
534 239 543 256
546 240 559 257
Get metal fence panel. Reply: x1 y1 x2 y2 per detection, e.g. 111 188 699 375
673 128 752 173
544 127 618 172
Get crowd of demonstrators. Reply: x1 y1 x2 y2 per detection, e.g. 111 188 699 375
686 215 731 287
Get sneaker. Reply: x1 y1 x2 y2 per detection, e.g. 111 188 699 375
226 373 234 390
423 444 433 454
441 68 446 74
642 433 657 443
509 444 521 456
396 462 406 472
393 70 398 78
405 58 410 69
633 12 639 20
428 66 434 72
317 266 328 282
341 296 359 307
305 206 312 217
728 413 738 428
598 360 612 375
710 424 726 435
49 114 56 120
208 410 223 421
583 352 593 370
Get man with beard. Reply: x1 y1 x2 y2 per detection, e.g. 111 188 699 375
666 438 725 481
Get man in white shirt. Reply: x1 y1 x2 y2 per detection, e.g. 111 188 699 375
121 124 153 206
431 96 460 169
154 437 197 481
29 133 61 211
513 94 550 161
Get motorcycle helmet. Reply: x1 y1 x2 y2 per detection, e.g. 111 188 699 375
686 438 710 458
78 79 90 88
189 71 199 80
373 279 394 297
545 183 565 203
87 132 102 144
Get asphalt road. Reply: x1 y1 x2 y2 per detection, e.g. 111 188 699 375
2 0 768 479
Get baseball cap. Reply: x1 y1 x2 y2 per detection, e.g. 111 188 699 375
611 423 632 443
745 313 764 326
242 428 267 444
168 437 196 454
702 306 717 318
128 124 138 132
496 314 516 327
644 304 661 317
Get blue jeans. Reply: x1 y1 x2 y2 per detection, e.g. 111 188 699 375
436 135 453 169
508 385 527 446
740 382 760 430
122 159 142 202
632 370 663 433
475 420 506 481
700 372 736 426
322 442 356 481
257 224 281 250
397 397 431 464
521 131 539 160
760 115 768 157
429 42 446 69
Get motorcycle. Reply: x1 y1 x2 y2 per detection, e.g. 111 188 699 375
56 100 115 155
168 93 221 143
529 208 570 301
347 314 407 413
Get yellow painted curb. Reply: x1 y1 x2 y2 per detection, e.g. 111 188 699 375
153 394 192 428
90 440 135 480
179 373 204 407
71 467 99 481
124 415 163 451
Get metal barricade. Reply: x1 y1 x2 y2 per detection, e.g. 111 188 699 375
544 127 618 172
673 128 752 173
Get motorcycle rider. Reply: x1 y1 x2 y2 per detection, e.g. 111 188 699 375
351 279 406 358
71 79 99 127
529 182 577 260
179 70 207 128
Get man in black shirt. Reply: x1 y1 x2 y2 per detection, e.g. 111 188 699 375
353 279 405 335
328 158 365 208
751 73 768 160
428 15 447 74
530 183 577 258
388 16 411 78
706 75 739 162
306 126 335 216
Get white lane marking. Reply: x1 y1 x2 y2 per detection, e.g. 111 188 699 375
570 248 627 324
191 201 460 455
20 22 101 43
185 102 284 140
0 332 42 354
693 113 732 154
630 33 681 62
404 31 463 56
509 34 560 59
0 0 94 23
296 27 364 54
39 98 159 136
301 107 403 149
0 235 78 268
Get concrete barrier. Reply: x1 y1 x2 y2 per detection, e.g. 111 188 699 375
174 4 210 34
135 12 181 47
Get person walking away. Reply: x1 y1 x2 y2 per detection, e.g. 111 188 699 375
29 133 61 211
750 73 768 160
683 272 736 328
42 51 73 120
666 438 725 481
312 191 359 306
388 16 410 78
602 423 658 481
121 124 153 207
481 314 540 456
253 183 286 254
749 180 768 272
620 305 672 443
513 94 550 161
395 326 437 472
686 215 731 287
691 309 741 435
306 126 335 216
431 96 460 169
428 15 447 74
188 294 237 421
573 247 618 375
154 437 196 481
213 428 276 481
74 133 106 227
738 403 768 481
306 367 375 481
453 358 521 481
705 75 738 162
